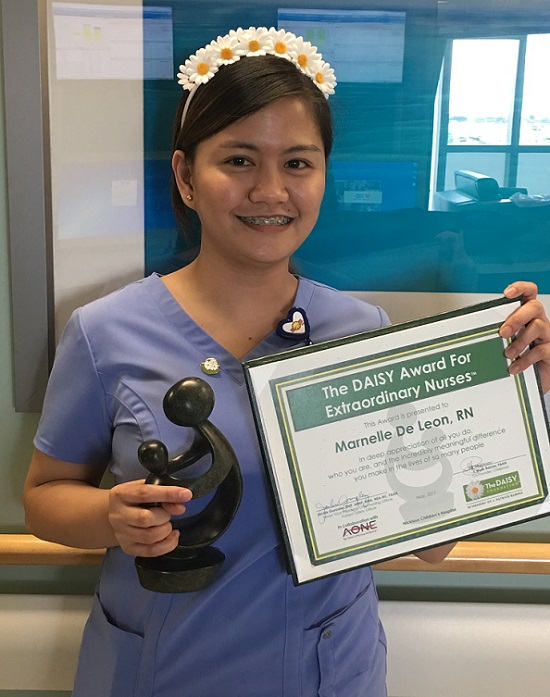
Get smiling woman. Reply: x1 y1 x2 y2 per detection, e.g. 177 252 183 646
22 24 550 697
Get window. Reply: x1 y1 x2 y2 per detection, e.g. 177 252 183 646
434 34 550 197
520 34 550 145
447 40 519 147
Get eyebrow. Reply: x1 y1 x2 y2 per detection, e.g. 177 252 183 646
218 140 323 154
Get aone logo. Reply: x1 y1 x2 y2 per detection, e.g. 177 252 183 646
342 519 377 538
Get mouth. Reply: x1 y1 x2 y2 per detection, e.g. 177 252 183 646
237 215 293 226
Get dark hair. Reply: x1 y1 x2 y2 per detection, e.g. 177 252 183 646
171 54 333 235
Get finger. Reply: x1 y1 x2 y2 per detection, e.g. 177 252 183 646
112 482 192 507
509 342 550 374
503 281 539 303
131 496 190 524
125 528 181 558
161 502 188 516
507 345 547 375
504 318 550 360
499 300 547 340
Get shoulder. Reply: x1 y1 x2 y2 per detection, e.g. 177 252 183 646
58 275 162 370
78 274 159 329
298 277 390 341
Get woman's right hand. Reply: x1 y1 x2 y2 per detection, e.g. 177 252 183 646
108 480 192 557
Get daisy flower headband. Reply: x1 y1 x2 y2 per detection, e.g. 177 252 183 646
177 26 337 126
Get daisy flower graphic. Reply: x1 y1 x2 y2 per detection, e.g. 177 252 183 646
466 480 484 500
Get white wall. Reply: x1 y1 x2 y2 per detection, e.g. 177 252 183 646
383 600 550 697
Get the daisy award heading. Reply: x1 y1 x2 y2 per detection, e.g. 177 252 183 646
286 335 510 432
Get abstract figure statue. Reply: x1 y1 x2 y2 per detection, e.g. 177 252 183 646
135 377 243 592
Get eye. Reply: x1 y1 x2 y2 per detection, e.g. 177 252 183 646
226 156 252 167
285 159 308 170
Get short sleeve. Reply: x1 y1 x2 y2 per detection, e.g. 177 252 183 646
34 309 113 465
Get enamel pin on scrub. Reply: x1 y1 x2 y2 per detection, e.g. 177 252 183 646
200 357 221 375
276 307 311 344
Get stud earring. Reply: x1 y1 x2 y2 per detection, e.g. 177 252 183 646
186 194 193 201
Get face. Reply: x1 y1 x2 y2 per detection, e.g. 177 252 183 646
173 97 326 271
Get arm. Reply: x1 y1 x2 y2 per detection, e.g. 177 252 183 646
24 448 192 556
415 543 456 564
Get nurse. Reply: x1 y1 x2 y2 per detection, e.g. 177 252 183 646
23 27 550 697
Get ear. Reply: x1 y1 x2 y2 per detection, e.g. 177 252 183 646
172 150 195 208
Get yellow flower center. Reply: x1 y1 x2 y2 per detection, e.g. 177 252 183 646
197 62 209 76
297 53 308 67
220 47 233 60
248 39 260 52
315 72 325 84
275 41 287 54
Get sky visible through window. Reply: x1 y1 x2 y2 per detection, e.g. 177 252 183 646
521 34 550 144
448 39 518 146
447 35 550 147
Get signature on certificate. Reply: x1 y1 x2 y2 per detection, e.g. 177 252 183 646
460 455 517 477
315 492 372 524
461 456 494 476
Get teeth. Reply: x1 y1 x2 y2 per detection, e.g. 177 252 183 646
239 216 291 226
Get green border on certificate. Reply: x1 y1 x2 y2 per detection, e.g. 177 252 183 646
271 325 547 565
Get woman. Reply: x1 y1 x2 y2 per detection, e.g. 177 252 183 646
24 27 550 697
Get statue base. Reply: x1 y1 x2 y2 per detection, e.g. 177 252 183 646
135 546 225 593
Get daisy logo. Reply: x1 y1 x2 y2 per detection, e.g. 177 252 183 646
464 480 485 501
463 472 521 502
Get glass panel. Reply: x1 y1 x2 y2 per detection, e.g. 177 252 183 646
443 153 506 191
447 39 519 146
517 153 550 196
37 0 550 314
520 33 550 145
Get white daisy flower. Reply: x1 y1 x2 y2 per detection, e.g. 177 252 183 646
309 58 337 97
288 37 321 74
183 46 218 87
268 28 298 61
466 481 484 500
177 66 194 91
237 26 272 56
209 34 242 66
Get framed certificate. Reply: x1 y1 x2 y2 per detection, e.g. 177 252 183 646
244 297 550 585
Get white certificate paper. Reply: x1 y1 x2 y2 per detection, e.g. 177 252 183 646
244 297 550 585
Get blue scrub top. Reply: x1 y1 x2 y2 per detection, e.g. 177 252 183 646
35 274 390 697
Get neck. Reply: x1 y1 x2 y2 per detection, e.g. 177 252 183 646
162 253 300 359
193 253 297 305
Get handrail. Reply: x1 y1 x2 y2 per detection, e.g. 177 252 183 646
1 535 550 573
0 535 104 566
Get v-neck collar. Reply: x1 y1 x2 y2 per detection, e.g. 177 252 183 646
146 273 315 385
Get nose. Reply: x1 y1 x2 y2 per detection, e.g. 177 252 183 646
248 164 289 205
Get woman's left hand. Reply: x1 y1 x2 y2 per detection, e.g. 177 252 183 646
499 281 550 394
